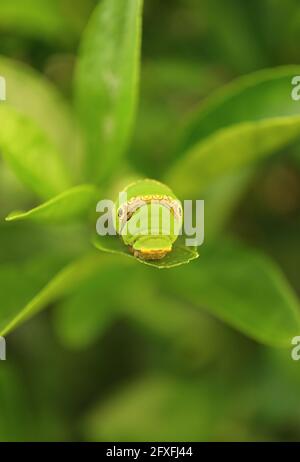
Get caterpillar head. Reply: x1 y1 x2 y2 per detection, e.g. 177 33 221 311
115 179 182 260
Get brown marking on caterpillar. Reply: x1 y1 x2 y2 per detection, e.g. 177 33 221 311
117 194 182 229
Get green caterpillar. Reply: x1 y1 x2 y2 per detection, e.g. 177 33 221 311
114 179 182 260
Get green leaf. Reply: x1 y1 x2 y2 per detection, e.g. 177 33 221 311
0 105 71 199
93 235 199 269
160 239 300 347
0 253 107 337
167 67 300 198
6 184 98 224
74 0 143 182
0 56 83 177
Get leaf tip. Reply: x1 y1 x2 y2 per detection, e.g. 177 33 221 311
5 211 24 222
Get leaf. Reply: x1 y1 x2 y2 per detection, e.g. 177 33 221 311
0 253 108 337
74 0 143 182
0 56 83 177
93 234 199 269
167 67 300 198
6 184 99 224
160 239 300 347
0 105 71 199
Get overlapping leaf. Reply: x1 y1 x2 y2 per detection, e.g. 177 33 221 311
167 67 300 198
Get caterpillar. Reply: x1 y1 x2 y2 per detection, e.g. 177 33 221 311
115 179 182 260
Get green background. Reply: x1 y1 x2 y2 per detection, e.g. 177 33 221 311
1 0 300 441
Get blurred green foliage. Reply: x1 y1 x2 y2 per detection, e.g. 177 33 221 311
0 0 300 442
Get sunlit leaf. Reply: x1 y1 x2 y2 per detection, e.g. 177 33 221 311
6 184 98 224
0 105 71 199
75 0 143 182
0 56 83 177
168 67 300 198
